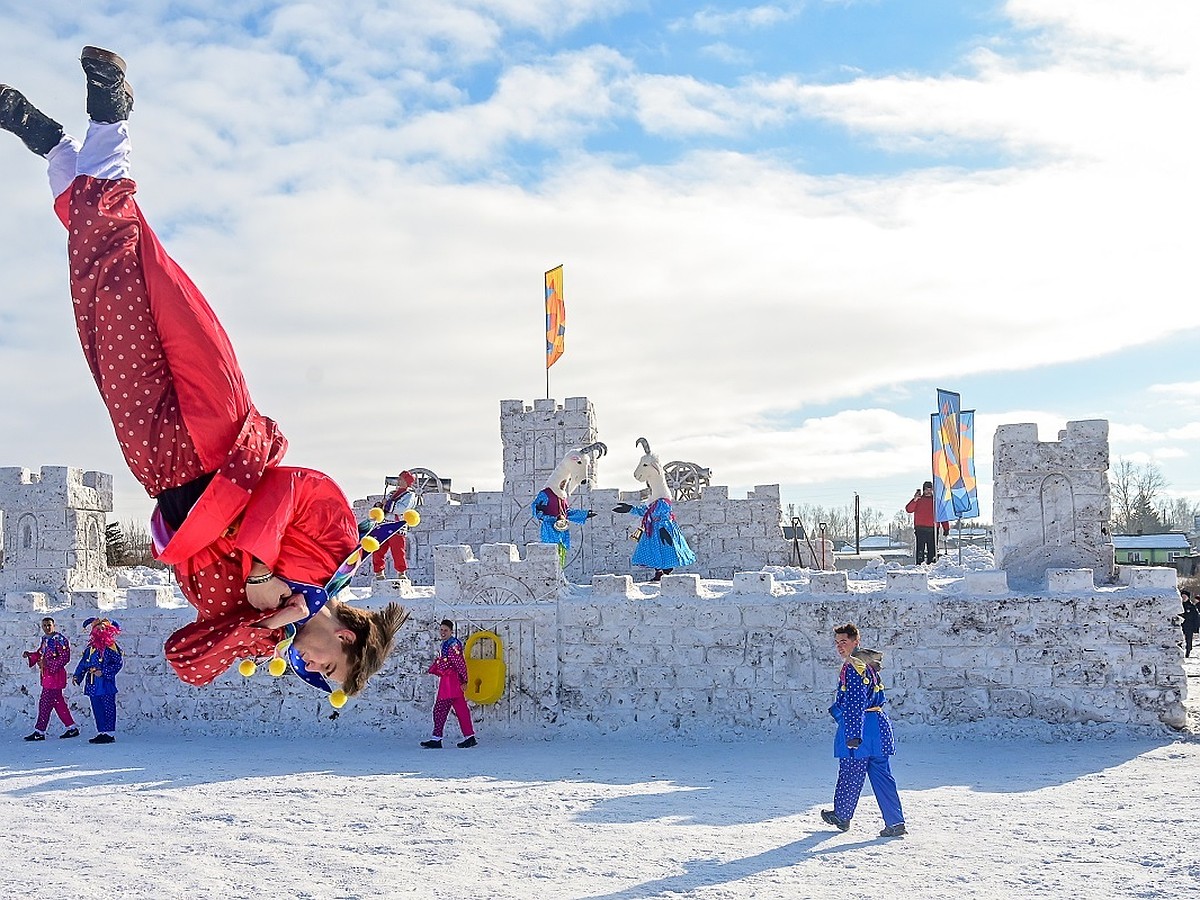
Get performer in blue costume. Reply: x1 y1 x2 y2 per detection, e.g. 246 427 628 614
72 618 124 745
821 622 907 837
613 438 695 582
530 442 606 566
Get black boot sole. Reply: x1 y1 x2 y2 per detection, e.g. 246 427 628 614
80 46 134 122
0 85 64 156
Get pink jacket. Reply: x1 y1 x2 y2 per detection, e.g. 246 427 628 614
27 633 71 690
429 637 469 700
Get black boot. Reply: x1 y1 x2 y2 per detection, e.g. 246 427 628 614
0 85 64 156
81 46 134 123
820 809 851 832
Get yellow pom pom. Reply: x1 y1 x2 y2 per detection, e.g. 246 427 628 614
361 536 380 553
238 659 257 678
268 657 288 677
329 689 348 708
402 509 420 527
368 506 385 523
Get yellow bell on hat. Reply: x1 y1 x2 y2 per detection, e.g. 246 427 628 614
238 659 257 678
268 657 288 677
361 535 380 553
329 689 347 708
368 506 385 523
402 509 420 526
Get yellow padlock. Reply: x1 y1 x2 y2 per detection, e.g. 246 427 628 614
464 631 507 705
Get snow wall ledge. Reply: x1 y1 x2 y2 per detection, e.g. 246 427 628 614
0 543 1187 737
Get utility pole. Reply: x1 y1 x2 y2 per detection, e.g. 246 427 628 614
854 492 861 555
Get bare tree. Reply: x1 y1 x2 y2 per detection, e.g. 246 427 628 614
1111 459 1169 534
1157 496 1199 533
106 517 164 568
787 502 890 542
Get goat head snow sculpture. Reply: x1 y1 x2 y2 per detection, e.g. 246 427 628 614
531 441 607 565
612 438 696 582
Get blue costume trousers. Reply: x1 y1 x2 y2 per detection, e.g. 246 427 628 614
89 695 117 733
833 756 904 826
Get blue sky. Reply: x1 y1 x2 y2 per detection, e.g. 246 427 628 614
1 0 1197 531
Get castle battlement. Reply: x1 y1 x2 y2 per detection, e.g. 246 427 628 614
433 542 562 604
0 465 113 509
0 464 116 602
993 419 1114 588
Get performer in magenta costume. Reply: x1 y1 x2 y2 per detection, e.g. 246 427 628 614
22 617 79 740
420 619 477 749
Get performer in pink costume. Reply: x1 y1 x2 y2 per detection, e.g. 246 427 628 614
420 620 477 749
22 617 80 740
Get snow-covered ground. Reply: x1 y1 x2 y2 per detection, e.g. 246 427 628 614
4 555 1196 898
4 677 1198 899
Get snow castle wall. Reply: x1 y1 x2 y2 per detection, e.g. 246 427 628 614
0 550 1185 737
993 419 1116 589
0 466 116 606
354 397 830 583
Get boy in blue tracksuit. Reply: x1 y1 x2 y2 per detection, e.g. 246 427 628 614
821 622 907 838
73 618 124 744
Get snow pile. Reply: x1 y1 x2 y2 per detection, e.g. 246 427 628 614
113 565 173 589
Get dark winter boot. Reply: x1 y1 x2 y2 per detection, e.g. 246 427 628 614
23 731 46 741
420 739 443 749
60 727 80 739
0 85 64 156
80 46 134 123
820 809 850 832
457 736 477 748
879 823 907 838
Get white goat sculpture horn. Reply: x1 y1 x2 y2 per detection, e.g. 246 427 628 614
579 442 608 459
636 437 651 455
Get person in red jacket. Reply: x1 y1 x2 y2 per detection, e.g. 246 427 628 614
372 471 417 579
1 50 406 701
905 481 950 565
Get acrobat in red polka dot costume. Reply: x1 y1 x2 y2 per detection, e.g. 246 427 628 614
1 49 407 702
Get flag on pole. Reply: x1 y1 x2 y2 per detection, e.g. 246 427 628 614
545 265 565 369
931 388 980 522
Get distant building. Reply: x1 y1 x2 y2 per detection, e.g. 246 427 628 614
1112 532 1191 566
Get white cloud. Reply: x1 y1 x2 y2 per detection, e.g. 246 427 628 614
2 0 1199 524
682 5 802 36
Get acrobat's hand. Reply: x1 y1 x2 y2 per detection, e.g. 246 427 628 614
612 503 633 514
245 575 293 611
258 592 309 630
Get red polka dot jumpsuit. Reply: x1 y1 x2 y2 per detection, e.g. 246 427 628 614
47 122 357 685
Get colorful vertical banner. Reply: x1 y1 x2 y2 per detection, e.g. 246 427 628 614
545 265 565 369
931 389 980 522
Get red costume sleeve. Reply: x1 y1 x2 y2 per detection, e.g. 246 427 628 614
165 607 282 686
234 468 358 583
